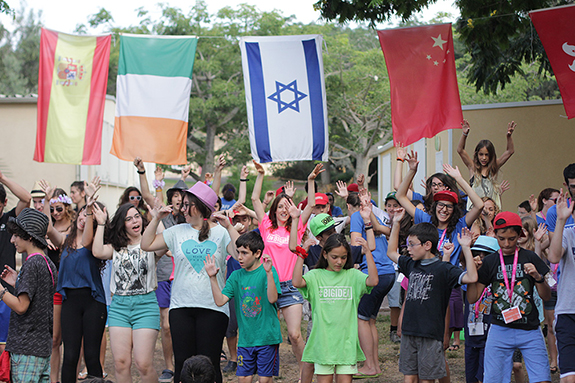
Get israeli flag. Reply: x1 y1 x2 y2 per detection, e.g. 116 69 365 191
240 35 328 163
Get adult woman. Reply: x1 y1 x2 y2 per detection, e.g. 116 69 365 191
251 161 320 383
141 182 235 383
47 197 107 383
92 202 162 383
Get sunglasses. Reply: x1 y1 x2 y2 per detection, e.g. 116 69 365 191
50 206 64 213
129 195 142 201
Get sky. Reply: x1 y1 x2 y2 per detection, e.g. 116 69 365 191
1 0 460 33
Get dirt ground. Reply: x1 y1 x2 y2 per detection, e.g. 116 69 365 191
91 312 559 383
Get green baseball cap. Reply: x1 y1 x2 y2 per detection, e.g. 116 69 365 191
310 213 339 236
385 191 398 202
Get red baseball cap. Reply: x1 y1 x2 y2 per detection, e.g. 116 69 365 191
275 186 285 196
347 183 359 192
433 190 458 204
493 211 525 236
315 193 329 205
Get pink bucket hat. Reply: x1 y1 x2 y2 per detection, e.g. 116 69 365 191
185 182 218 212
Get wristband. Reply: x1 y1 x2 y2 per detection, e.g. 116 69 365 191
295 246 308 260
463 132 468 137
0 287 7 301
137 169 145 174
396 157 404 162
152 179 165 190
365 224 373 230
97 224 106 227
240 178 249 182
535 276 545 283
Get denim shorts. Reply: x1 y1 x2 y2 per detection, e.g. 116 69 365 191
358 273 395 320
237 344 280 377
109 291 160 330
276 280 304 309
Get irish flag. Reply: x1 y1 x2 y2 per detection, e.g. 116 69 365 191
34 28 111 165
111 34 198 165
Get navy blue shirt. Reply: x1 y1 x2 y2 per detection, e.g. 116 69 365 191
57 246 106 305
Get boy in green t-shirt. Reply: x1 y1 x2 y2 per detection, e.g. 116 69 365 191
205 231 282 383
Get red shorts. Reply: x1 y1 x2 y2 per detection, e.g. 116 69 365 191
53 292 63 305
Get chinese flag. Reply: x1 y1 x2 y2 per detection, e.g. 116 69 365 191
377 24 462 146
530 5 575 119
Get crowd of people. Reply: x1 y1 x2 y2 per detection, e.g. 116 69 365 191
0 119 573 383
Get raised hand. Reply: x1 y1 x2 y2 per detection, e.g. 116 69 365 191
357 174 365 189
215 154 226 171
308 163 325 180
203 254 219 277
155 166 165 181
556 189 574 221
284 181 296 198
148 198 172 221
38 179 53 200
354 236 370 254
335 181 348 199
285 198 300 219
359 198 373 221
134 157 145 172
252 160 265 175
396 142 406 161
507 121 516 137
263 190 275 205
92 203 108 225
262 254 273 272
534 223 548 243
85 176 101 200
461 119 470 136
443 163 462 179
181 164 191 180
392 207 405 223
529 194 537 213
406 151 419 172
442 242 455 258
240 165 249 180
212 211 231 228
500 180 510 195
1 265 18 287
458 227 473 248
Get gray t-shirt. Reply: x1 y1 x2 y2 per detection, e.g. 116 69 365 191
557 228 575 315
157 213 182 282
6 253 57 357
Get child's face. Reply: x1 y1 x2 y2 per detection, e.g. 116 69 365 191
10 234 27 253
430 177 447 195
124 207 143 237
385 199 401 218
407 235 429 261
323 245 348 272
317 228 336 247
471 250 489 269
495 228 519 255
477 147 490 167
237 246 260 271
483 200 496 220
312 204 329 215
517 207 530 219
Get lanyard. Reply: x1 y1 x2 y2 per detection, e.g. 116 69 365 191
438 229 447 251
474 288 487 319
498 247 519 303
26 252 55 286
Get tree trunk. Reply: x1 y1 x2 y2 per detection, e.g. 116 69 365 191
354 155 373 183
202 123 216 178
320 162 331 192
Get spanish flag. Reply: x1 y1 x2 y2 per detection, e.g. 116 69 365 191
110 34 198 165
34 28 111 165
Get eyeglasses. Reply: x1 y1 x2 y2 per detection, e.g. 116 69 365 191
406 242 422 248
129 195 142 201
125 213 141 222
549 198 557 203
437 202 454 211
431 182 444 188
50 206 64 213
182 202 194 209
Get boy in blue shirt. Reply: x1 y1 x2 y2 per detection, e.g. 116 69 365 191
205 231 282 383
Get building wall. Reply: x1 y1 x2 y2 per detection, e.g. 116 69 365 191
0 96 154 215
378 99 575 212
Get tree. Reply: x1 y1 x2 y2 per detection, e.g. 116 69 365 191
314 0 568 95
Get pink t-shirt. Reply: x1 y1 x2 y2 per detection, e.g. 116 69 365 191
259 214 307 282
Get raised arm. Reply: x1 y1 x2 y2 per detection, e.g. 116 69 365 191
358 190 379 250
395 151 418 218
459 228 478 284
91 204 113 260
548 190 572 264
140 199 171 253
301 163 325 225
292 250 306 288
262 254 279 303
134 157 155 208
386 208 405 264
204 255 229 307
356 236 379 287
250 160 267 222
0 170 31 215
153 167 165 203
237 165 249 205
287 199 301 252
211 154 226 196
497 121 516 168
443 163 484 226
212 211 239 259
393 143 414 199
82 177 101 248
457 120 474 176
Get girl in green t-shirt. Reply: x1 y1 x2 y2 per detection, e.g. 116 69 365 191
292 233 379 383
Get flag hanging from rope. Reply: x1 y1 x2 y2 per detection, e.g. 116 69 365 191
111 34 198 165
34 28 111 165
530 4 575 119
377 24 462 146
240 35 328 163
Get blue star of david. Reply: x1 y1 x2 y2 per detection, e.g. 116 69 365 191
267 80 308 113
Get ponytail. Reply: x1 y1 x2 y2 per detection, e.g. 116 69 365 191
199 218 210 242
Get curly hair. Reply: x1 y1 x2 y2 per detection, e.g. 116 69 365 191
107 203 148 252
423 173 463 212
429 200 463 240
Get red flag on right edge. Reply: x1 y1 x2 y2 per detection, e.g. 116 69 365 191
530 4 575 119
378 24 462 147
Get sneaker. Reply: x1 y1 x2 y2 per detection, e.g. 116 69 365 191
159 369 174 382
389 330 401 344
222 361 238 373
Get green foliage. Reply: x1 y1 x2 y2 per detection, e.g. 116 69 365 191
313 0 437 24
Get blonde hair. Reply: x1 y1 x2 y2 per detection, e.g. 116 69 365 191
520 216 537 251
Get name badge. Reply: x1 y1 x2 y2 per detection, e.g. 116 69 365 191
545 273 556 288
468 322 484 336
397 273 405 283
502 306 522 324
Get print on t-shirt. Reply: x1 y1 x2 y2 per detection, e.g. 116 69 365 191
113 247 149 295
492 263 532 321
241 285 262 318
406 272 434 303
181 239 217 272
319 285 352 302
